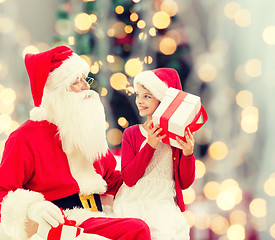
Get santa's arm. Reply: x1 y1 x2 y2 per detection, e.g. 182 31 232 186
97 150 123 196
0 135 44 240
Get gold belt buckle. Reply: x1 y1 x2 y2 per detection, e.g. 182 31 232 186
79 193 103 212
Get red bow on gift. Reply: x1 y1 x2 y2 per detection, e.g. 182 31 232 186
47 208 82 239
61 208 77 226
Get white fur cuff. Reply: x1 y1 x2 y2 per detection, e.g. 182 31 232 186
1 189 45 240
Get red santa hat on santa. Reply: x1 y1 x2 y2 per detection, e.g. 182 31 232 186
24 45 90 120
133 68 183 101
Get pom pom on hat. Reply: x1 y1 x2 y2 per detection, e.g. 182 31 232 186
24 45 89 108
133 68 183 101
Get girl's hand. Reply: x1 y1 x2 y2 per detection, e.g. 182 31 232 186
145 120 166 149
176 128 195 156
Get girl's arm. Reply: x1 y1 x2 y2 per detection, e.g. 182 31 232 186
178 152 196 190
120 127 156 187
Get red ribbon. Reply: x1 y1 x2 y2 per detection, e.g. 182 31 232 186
61 208 77 226
160 91 188 144
47 209 82 240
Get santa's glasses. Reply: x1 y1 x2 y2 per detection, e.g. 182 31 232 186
86 76 94 87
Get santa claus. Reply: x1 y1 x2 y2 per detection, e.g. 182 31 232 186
0 46 150 240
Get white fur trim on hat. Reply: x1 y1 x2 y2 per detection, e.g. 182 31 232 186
46 53 90 92
29 107 47 121
1 189 45 240
133 70 169 101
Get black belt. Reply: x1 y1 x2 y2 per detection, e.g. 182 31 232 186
52 193 102 212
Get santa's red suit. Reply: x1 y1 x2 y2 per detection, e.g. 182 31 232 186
0 46 151 240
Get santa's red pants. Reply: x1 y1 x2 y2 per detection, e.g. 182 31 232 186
79 217 151 240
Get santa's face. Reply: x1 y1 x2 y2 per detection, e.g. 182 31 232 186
70 74 90 93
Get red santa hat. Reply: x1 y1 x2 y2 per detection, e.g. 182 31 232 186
133 68 183 101
25 45 90 107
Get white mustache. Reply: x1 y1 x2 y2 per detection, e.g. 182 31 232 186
76 90 98 100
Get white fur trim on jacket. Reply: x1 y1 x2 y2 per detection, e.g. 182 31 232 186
133 70 168 101
1 189 45 240
66 152 107 195
64 207 106 226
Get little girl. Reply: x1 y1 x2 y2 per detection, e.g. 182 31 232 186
113 68 196 240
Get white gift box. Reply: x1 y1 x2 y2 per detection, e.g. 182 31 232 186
152 87 207 149
36 223 84 240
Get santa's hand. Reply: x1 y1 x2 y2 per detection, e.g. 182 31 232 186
27 201 65 228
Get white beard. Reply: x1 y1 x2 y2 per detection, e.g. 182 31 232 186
42 89 108 163
41 89 109 194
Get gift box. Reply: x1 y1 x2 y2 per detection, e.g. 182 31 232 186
36 210 83 240
152 87 208 149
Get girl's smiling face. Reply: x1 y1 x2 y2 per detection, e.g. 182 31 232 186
135 83 160 119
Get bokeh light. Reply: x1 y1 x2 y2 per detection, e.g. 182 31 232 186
195 160 206 179
0 114 12 133
124 58 143 77
130 12 139 22
227 224 245 240
137 20 146 29
100 87 108 97
0 17 14 33
152 11 171 29
22 45 40 57
234 9 251 27
264 173 275 196
241 106 259 133
182 187 196 205
216 191 236 211
262 26 275 45
149 27 157 36
224 2 241 20
270 223 275 239
118 117 129 128
115 5 124 14
159 37 177 55
244 59 262 78
210 215 229 235
74 13 93 33
161 0 178 17
204 181 220 200
198 63 217 82
236 90 253 108
208 141 228 160
110 73 129 91
107 128 123 146
194 212 211 230
183 210 195 228
230 210 247 226
249 198 267 218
